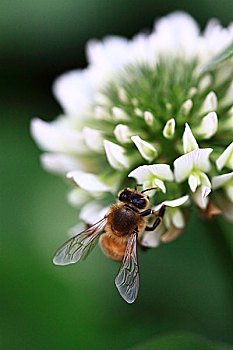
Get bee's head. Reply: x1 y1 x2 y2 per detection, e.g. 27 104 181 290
118 188 149 209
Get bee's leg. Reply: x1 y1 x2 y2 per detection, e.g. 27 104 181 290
145 205 166 231
139 208 153 217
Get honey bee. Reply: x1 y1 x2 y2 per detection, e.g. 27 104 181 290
53 187 166 303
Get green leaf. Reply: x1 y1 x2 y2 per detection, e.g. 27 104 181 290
130 333 232 350
200 42 233 73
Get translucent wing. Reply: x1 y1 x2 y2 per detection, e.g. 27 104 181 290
53 217 107 266
115 230 139 304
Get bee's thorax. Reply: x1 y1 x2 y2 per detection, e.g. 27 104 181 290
110 205 139 236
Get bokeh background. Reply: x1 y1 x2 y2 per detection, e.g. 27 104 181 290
1 1 233 349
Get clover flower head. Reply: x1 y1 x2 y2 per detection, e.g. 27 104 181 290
31 12 233 248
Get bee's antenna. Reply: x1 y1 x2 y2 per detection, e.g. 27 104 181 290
135 184 143 190
141 187 157 193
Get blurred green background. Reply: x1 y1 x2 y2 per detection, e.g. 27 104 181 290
1 1 233 349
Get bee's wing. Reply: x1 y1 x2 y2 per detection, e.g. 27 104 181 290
115 230 139 304
53 217 107 266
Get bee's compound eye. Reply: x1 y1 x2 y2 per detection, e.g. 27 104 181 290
132 198 146 209
119 191 128 202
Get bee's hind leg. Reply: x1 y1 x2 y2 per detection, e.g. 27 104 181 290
145 205 166 231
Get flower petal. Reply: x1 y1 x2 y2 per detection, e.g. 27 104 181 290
188 174 199 192
163 118 175 139
212 172 233 189
180 99 193 115
216 142 233 171
131 136 157 161
112 107 129 121
174 148 213 183
154 195 189 211
141 223 165 248
144 111 154 126
80 201 110 225
193 148 213 172
67 188 90 207
52 69 94 116
129 164 173 184
171 208 185 228
188 87 197 98
195 112 218 139
94 106 111 120
134 108 143 117
198 74 212 92
183 123 199 153
117 87 128 103
82 127 104 152
31 118 87 153
192 186 209 209
201 185 211 198
174 152 194 182
153 178 166 193
40 153 83 175
67 171 111 192
148 164 174 181
86 36 130 72
202 19 233 63
199 91 218 115
128 165 151 183
154 12 200 57
104 140 130 170
114 124 132 144
199 172 211 188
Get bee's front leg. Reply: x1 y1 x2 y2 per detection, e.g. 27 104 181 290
145 205 166 231
139 208 153 217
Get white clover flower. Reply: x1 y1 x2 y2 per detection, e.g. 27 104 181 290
128 164 173 193
180 99 193 116
144 111 154 126
82 127 104 152
131 136 158 161
174 148 212 193
67 187 91 208
79 201 111 225
67 171 111 193
141 195 189 247
114 124 133 144
31 12 233 246
194 112 218 139
198 91 218 116
183 123 199 154
163 118 175 139
103 140 130 170
174 123 213 209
